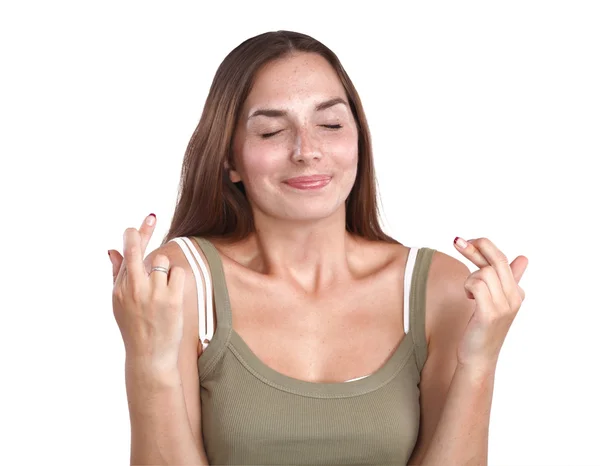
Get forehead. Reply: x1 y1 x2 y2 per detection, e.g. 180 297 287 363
243 52 346 113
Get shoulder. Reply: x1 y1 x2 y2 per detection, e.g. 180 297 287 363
381 243 473 344
143 237 209 273
350 236 411 279
350 239 471 328
424 248 475 349
143 238 185 269
143 237 212 335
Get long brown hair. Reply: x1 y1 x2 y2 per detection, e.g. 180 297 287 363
161 30 399 246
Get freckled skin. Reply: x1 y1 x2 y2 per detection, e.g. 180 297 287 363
228 52 360 222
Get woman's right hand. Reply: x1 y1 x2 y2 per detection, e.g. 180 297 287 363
108 214 186 376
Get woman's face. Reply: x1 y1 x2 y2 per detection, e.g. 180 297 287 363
229 52 359 223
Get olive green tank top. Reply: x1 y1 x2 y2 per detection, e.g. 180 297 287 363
191 237 435 465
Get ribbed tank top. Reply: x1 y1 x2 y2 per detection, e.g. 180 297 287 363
174 236 436 465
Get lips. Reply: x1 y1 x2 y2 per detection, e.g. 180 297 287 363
283 174 332 189
284 175 331 183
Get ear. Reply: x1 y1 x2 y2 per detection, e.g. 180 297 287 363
224 159 242 183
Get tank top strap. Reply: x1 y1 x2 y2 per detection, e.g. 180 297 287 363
168 236 215 347
189 236 233 378
408 247 436 372
191 236 233 327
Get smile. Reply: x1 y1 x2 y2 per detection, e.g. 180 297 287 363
283 176 332 190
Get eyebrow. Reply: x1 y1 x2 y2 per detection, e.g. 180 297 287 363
247 97 348 120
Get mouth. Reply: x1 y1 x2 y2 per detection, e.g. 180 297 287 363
282 174 332 190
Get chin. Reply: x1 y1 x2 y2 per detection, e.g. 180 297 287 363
249 179 352 221
276 199 346 222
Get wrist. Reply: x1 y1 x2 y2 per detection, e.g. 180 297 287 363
125 357 181 389
456 361 497 385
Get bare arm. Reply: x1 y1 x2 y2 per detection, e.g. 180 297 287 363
126 366 209 465
418 365 494 465
408 252 493 465
126 242 210 465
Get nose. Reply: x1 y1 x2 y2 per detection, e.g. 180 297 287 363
292 127 322 163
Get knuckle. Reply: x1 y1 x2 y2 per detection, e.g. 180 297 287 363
481 266 495 279
473 278 487 292
465 277 485 292
468 238 480 246
510 292 523 309
481 237 494 248
124 229 140 247
124 229 137 244
153 254 169 264
496 251 508 263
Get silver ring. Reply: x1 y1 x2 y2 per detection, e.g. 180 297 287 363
150 266 169 274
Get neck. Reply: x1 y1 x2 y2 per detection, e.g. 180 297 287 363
247 206 359 295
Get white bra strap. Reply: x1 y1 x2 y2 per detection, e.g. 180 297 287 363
167 239 417 346
168 238 214 348
403 247 419 335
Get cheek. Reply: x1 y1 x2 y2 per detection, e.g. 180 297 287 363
328 134 359 168
239 142 284 180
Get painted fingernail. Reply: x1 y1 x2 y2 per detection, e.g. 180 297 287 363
146 213 156 226
454 237 468 249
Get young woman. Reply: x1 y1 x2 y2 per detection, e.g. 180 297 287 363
109 30 528 465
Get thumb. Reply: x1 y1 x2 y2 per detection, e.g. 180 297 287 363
108 249 124 285
510 255 529 284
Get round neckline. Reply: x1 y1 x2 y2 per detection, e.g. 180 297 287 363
193 236 417 397
229 327 415 397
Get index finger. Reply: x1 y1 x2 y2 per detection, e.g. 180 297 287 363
122 228 146 288
462 237 517 291
454 236 490 268
139 213 156 258
113 213 156 287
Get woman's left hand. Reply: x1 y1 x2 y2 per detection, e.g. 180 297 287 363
453 237 529 377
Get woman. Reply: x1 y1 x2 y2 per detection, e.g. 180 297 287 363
109 30 528 465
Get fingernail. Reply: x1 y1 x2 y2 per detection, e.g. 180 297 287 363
146 213 156 226
454 237 468 249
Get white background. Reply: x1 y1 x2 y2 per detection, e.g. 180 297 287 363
1 1 598 465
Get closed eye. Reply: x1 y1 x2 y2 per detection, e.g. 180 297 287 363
261 130 283 139
261 125 342 139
